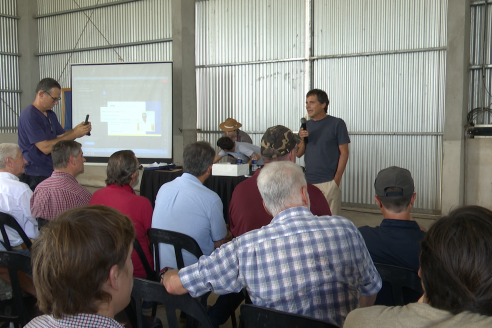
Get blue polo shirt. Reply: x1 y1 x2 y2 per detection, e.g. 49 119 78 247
18 105 65 177
151 173 227 270
359 219 425 305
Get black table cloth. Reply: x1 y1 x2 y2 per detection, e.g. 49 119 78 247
140 169 249 223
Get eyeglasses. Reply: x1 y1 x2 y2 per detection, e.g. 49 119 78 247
44 90 61 102
48 117 53 133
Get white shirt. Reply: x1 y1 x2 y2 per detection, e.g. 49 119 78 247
0 172 39 246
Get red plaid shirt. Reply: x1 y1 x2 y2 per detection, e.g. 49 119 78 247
26 313 124 327
30 171 92 220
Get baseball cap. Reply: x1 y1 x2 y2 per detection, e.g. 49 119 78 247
374 166 414 197
261 125 302 159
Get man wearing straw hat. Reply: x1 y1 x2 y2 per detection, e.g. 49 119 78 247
219 118 252 144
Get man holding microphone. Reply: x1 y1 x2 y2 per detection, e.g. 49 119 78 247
297 89 350 216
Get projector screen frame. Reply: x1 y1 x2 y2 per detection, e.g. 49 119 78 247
70 61 174 165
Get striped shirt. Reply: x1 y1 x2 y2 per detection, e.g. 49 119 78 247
30 171 91 220
179 206 382 327
25 313 123 327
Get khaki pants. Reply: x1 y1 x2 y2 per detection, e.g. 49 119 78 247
314 180 341 216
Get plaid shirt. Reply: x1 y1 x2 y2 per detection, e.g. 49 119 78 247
30 171 91 220
179 206 382 327
25 313 123 327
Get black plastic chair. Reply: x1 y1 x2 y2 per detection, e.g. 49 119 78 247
0 213 32 251
131 239 159 318
0 251 39 327
148 228 238 328
36 218 49 230
148 228 204 270
240 304 339 328
374 263 423 306
131 278 213 328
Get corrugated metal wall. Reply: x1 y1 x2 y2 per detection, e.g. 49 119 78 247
36 0 172 119
196 0 446 212
469 1 492 124
0 0 20 133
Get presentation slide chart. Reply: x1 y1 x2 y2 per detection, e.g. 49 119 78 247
71 62 172 163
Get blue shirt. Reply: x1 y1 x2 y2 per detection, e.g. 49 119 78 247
151 173 227 269
218 142 264 165
179 206 382 327
18 105 65 177
358 219 425 272
305 115 350 184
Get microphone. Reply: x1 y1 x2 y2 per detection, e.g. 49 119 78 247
300 118 308 144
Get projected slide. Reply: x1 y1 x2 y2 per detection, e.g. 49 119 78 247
71 62 172 163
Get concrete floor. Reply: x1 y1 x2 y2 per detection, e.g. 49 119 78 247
150 207 439 328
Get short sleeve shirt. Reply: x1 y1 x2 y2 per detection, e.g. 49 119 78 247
304 115 350 184
151 173 227 269
218 142 264 165
18 105 65 177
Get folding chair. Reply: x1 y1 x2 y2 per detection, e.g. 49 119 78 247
240 304 339 328
0 213 32 251
374 262 423 306
131 278 213 328
0 251 39 327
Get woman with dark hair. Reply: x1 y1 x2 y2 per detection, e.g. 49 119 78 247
25 205 135 327
344 205 492 327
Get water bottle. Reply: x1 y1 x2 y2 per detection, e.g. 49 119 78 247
251 152 258 171
237 152 243 164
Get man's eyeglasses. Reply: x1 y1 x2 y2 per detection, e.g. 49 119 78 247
44 90 61 102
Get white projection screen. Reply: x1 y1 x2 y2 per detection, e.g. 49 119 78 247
71 62 173 164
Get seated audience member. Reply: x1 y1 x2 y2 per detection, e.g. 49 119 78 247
213 137 263 165
229 125 331 237
358 166 425 305
89 150 153 279
30 140 91 220
0 143 38 248
25 205 135 327
344 205 492 327
152 141 235 328
219 118 252 143
162 161 382 328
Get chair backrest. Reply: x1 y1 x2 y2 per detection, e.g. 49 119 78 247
131 278 213 328
0 251 34 326
374 263 423 306
133 239 157 281
148 228 203 270
0 213 32 251
36 218 49 230
240 304 339 328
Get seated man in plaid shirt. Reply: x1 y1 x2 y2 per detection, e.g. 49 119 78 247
162 161 382 327
30 140 91 220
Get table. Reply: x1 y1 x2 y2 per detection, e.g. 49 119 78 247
140 169 249 223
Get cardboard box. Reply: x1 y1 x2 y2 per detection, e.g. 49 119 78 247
212 163 249 177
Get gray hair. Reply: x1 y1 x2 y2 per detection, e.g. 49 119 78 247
106 150 138 186
0 143 20 169
257 161 307 216
183 141 215 177
52 140 82 170
35 78 61 93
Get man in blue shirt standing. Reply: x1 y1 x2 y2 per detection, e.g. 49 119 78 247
297 89 350 216
17 78 91 190
358 166 426 305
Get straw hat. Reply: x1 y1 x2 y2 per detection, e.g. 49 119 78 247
219 118 242 131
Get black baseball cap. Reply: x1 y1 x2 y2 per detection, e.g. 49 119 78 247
374 166 414 197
